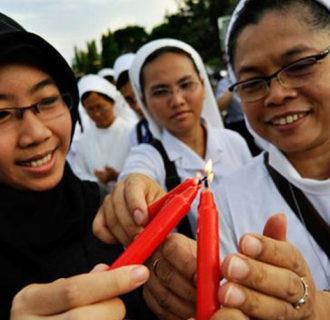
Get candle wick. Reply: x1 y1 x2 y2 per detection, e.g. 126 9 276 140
204 179 209 189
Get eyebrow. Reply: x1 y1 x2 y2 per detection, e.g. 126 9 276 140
29 78 56 94
150 75 193 90
237 44 315 77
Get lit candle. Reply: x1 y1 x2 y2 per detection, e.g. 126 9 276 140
196 161 220 320
148 178 198 220
108 184 200 270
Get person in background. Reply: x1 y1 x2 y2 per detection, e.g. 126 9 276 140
216 55 261 155
71 74 135 191
98 67 115 85
113 52 153 145
0 12 155 320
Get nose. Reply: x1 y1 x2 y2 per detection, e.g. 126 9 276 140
264 77 297 107
18 111 52 148
170 86 185 107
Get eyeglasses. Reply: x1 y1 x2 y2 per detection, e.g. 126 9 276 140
0 93 72 129
229 46 330 102
148 80 200 102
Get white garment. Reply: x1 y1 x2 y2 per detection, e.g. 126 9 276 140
129 38 223 139
215 149 330 290
120 123 252 238
72 117 134 189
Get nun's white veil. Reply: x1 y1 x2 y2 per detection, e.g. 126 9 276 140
225 0 330 151
129 38 223 139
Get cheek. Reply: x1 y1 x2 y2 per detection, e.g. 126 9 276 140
56 112 72 153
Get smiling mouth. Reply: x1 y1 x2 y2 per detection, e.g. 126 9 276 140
18 152 53 168
269 111 310 126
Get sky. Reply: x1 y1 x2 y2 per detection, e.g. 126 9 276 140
1 0 178 64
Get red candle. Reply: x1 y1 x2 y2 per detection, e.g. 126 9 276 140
148 178 198 220
196 187 220 320
108 184 199 270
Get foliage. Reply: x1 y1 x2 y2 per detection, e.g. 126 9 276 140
72 0 239 75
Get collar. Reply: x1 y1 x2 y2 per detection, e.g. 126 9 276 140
269 144 330 195
160 120 224 170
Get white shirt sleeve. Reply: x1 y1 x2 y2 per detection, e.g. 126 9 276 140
119 143 166 188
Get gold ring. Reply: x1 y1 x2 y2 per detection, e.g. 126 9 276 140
292 277 309 310
152 258 162 277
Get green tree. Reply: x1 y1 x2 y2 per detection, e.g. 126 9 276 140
113 26 148 53
101 30 120 68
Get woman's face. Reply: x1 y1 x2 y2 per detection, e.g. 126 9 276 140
234 10 330 156
142 52 205 136
82 92 115 128
0 63 72 191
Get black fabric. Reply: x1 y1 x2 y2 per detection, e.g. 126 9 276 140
0 163 155 319
264 153 330 259
136 118 153 144
149 139 194 239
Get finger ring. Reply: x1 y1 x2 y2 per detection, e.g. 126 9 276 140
292 277 309 310
152 258 162 277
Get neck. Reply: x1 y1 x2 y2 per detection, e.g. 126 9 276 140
285 142 330 180
174 122 206 159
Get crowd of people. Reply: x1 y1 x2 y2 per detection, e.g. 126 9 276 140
0 0 329 319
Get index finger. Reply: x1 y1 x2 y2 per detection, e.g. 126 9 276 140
14 265 150 315
124 173 166 226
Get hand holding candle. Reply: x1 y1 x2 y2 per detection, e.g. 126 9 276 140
109 184 200 270
196 161 220 320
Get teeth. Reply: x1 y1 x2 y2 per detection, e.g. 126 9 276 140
272 113 306 126
24 153 52 167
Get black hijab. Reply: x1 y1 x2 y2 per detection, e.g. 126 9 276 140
0 12 126 319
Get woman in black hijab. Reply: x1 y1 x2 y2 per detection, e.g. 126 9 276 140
0 12 154 320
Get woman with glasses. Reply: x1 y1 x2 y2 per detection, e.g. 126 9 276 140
209 0 330 318
93 38 252 318
98 38 252 243
0 12 158 320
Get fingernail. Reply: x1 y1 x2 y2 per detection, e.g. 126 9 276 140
227 256 249 280
224 285 246 306
133 209 145 226
242 235 263 257
131 266 149 283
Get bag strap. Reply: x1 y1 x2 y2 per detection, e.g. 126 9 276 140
264 152 330 259
149 139 194 238
136 119 153 144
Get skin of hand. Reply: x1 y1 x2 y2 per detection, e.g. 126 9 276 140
10 264 150 320
94 166 119 185
93 173 166 247
211 213 330 320
143 233 197 320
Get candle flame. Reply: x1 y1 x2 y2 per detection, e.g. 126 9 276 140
204 160 214 184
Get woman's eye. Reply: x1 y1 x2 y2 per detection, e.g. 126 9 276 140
0 109 12 122
180 81 193 89
240 80 264 92
285 59 316 76
39 95 59 107
152 89 169 97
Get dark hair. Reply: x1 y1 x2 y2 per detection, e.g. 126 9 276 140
116 70 130 90
228 0 330 67
81 91 114 104
139 46 200 95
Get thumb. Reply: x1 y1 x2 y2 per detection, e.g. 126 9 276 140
263 213 287 241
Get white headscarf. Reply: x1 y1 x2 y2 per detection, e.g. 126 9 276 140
78 74 118 100
78 74 138 122
129 38 223 139
225 0 330 151
113 53 136 83
97 68 114 79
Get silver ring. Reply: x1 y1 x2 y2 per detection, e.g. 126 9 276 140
152 258 162 277
292 277 309 310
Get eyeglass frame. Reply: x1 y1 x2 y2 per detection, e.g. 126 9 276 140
146 79 201 102
228 45 330 102
0 93 73 123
